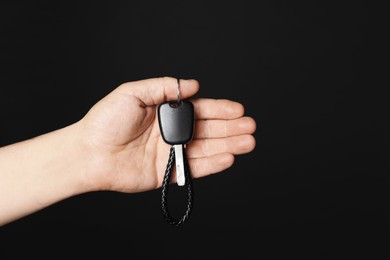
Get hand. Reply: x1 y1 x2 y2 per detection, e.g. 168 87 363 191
0 76 256 225
79 77 256 193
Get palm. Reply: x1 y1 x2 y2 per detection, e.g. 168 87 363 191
81 90 170 192
79 78 256 193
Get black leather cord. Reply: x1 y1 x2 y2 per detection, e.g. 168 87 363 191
161 146 193 226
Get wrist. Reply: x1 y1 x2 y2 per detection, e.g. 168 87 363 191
61 120 97 194
72 118 117 193
38 121 92 199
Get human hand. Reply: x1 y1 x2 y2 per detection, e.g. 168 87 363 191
78 77 256 193
0 77 256 225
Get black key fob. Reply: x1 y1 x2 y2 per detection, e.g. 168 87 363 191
157 101 195 145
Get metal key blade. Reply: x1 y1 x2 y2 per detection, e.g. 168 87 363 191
174 144 185 186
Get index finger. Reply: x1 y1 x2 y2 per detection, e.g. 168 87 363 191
191 98 245 119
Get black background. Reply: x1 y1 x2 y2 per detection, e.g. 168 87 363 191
0 1 387 258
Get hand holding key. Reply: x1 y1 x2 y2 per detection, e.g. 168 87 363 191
78 77 257 193
0 77 257 226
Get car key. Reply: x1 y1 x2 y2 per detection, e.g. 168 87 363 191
158 100 195 186
157 79 195 226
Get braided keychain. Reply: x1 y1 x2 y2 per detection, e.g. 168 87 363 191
157 79 195 226
161 146 193 226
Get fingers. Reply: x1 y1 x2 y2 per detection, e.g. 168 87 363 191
195 117 256 139
118 77 200 106
184 134 255 179
188 153 235 179
118 78 245 120
186 135 256 158
191 98 244 119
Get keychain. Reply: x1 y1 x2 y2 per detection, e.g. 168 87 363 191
157 79 194 226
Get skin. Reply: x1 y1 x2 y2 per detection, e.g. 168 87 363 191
0 77 256 226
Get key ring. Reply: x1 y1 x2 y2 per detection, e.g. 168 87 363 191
177 78 182 105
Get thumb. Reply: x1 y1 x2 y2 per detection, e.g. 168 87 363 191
118 77 200 106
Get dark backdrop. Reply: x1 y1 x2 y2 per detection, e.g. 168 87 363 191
0 1 387 258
